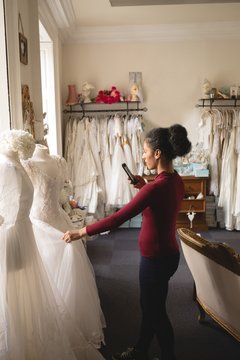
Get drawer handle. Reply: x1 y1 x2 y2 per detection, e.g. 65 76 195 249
187 209 196 229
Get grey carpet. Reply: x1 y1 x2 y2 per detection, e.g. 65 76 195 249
86 228 240 360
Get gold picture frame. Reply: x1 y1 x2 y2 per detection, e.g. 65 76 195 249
19 33 28 65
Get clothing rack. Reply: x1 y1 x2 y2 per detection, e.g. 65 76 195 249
63 102 148 116
196 98 240 109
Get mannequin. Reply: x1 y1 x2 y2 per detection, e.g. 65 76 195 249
24 143 74 231
0 129 105 360
31 144 60 178
31 143 50 160
23 143 106 348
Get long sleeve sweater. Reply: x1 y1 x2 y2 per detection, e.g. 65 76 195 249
86 171 184 258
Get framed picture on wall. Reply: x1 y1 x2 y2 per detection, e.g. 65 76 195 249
19 33 28 65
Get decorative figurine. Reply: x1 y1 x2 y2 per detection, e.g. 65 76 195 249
202 79 212 98
128 72 143 102
81 82 95 103
127 82 140 102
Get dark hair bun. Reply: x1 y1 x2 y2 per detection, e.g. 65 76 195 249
169 124 192 158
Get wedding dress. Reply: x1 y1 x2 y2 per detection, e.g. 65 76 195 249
23 153 106 348
0 153 104 360
108 116 132 206
218 114 237 231
234 113 240 230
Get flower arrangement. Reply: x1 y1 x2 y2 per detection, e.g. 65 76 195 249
95 86 123 104
0 129 36 160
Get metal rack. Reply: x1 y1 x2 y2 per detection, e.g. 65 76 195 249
63 101 148 116
196 98 240 109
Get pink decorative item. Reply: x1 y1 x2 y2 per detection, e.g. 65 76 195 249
95 86 123 104
66 84 78 105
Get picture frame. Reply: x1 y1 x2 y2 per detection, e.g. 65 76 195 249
19 33 28 65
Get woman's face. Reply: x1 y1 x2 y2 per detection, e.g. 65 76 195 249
142 141 157 170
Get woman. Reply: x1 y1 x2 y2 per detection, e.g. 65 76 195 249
63 124 191 360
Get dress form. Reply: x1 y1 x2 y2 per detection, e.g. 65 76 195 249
31 144 59 178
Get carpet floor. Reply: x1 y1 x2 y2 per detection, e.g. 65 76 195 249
87 228 240 360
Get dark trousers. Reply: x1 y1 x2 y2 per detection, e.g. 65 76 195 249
136 253 180 360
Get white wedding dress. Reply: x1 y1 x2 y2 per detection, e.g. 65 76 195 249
23 156 106 348
0 154 104 360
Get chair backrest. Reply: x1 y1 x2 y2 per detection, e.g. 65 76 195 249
177 227 240 342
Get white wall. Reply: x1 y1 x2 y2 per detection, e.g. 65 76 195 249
62 37 240 145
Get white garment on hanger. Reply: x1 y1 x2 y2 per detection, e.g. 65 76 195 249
218 113 237 231
65 112 144 215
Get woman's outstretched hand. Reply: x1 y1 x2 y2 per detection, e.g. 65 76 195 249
62 227 87 243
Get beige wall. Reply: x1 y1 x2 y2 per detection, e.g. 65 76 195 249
5 0 43 139
62 38 240 144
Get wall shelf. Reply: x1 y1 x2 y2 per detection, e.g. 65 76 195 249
196 98 240 109
63 101 148 115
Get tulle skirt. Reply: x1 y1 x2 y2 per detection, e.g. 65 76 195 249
32 219 106 348
0 218 105 360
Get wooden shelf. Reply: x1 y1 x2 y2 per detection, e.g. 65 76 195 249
63 101 148 114
196 98 240 108
176 176 208 231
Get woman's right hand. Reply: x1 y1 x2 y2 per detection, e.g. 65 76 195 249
130 175 146 189
62 227 87 243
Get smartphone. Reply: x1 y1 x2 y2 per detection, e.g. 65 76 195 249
122 163 138 185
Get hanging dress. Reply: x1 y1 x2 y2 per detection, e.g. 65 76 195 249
234 111 240 230
218 112 237 230
209 110 222 196
108 115 132 206
99 116 112 211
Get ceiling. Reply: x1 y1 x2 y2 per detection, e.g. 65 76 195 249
40 0 240 42
110 0 240 4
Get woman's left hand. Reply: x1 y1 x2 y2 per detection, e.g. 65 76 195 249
62 227 87 243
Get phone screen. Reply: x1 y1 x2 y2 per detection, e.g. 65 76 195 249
122 163 138 185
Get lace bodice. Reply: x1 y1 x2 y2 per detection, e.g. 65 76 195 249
0 159 33 227
23 156 73 232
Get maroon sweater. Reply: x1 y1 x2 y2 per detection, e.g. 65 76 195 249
86 171 184 258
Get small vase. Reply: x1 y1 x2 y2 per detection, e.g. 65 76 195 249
66 84 78 105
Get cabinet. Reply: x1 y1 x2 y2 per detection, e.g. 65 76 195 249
144 174 208 231
176 176 208 231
